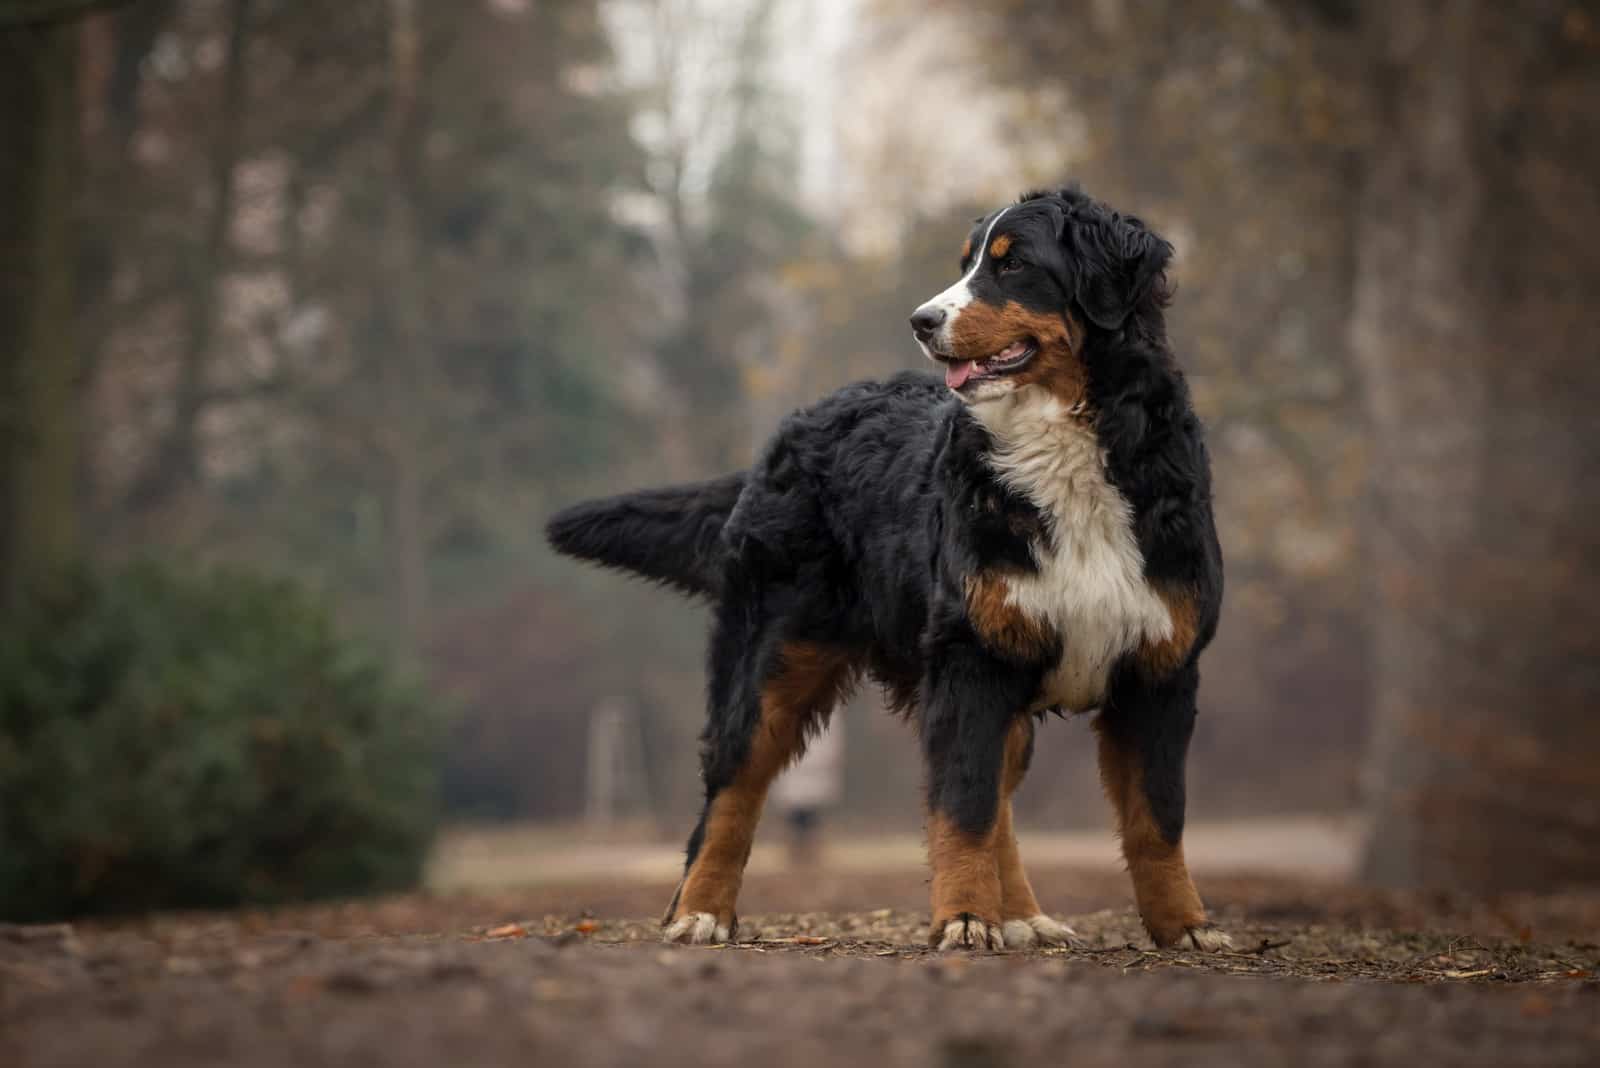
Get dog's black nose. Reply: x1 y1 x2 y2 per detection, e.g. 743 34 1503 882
909 307 946 337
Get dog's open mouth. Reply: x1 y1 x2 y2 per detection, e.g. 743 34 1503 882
943 339 1036 390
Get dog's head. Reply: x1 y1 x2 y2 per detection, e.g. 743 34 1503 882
910 187 1172 406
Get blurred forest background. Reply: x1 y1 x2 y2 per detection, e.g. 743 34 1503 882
3 0 1598 918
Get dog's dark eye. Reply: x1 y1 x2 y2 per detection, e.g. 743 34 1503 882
999 256 1022 274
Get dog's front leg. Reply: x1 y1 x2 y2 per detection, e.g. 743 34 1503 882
1095 664 1231 951
921 641 1038 951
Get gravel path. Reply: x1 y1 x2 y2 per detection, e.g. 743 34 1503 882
4 868 1597 1067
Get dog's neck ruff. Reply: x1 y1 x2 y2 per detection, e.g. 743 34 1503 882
971 386 1174 712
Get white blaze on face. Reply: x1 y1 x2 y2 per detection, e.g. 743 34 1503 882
915 206 1011 353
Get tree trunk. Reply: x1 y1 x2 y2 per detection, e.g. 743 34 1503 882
77 1 175 410
0 17 82 611
129 0 251 508
380 0 429 653
1355 1 1600 890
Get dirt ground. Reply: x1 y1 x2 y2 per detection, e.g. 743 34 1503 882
4 863 1598 1068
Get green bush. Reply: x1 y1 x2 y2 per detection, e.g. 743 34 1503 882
0 563 439 921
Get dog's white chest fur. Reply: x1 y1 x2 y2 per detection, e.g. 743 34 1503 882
973 390 1173 712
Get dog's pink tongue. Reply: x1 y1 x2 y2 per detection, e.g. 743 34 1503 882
945 360 977 389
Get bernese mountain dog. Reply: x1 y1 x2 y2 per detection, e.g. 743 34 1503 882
547 185 1229 952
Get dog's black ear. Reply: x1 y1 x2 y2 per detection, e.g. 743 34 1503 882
1061 208 1173 330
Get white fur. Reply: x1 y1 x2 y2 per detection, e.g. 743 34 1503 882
971 387 1173 713
662 912 730 945
915 207 1011 353
937 916 1004 951
1001 914 1081 950
1182 925 1234 952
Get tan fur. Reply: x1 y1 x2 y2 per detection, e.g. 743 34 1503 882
965 574 1058 662
926 812 1001 942
1139 585 1199 676
1095 723 1210 947
996 718 1043 921
988 233 1013 258
999 714 1033 797
960 236 973 262
949 301 1087 410
667 643 854 930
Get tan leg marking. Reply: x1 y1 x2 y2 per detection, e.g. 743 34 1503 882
927 716 1075 951
997 718 1041 921
665 643 853 944
927 811 1003 950
995 718 1081 949
1095 723 1230 950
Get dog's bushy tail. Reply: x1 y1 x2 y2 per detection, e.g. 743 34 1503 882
545 473 745 600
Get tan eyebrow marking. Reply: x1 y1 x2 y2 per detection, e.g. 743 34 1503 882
989 233 1013 258
960 237 973 261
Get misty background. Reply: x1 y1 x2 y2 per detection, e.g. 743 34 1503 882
4 0 1597 919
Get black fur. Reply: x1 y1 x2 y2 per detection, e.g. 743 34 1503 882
1100 662 1201 843
548 185 1223 914
545 472 745 599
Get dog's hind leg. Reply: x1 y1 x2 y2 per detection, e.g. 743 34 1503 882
994 717 1082 949
663 637 853 944
1095 664 1231 951
921 642 1040 951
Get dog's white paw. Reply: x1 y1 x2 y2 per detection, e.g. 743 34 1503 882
1180 924 1233 952
935 914 1004 952
662 912 731 945
1001 914 1082 950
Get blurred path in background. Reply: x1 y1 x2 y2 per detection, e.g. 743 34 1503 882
427 815 1360 892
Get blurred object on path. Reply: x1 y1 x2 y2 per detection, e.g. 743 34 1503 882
584 698 655 829
770 720 845 869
